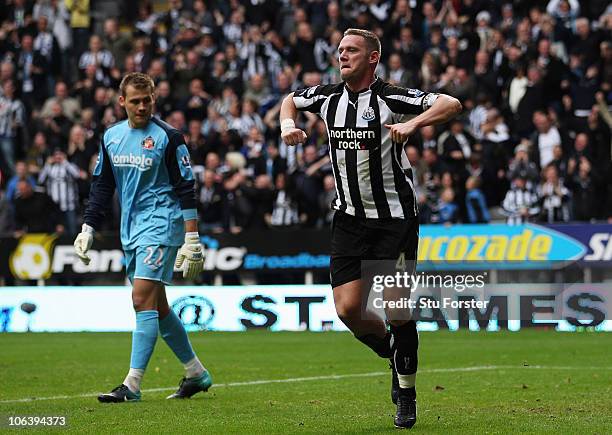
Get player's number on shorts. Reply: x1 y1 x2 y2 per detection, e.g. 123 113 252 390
396 252 406 271
143 247 164 267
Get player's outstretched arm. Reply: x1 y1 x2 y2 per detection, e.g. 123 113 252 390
280 92 307 146
385 94 462 143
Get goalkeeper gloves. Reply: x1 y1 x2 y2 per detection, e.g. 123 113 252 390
175 232 204 279
73 223 95 265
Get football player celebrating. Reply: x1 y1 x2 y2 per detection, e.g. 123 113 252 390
280 29 461 428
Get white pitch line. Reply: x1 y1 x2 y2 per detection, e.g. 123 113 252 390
144 371 387 393
1 365 610 404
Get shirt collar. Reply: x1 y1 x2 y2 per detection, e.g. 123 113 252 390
344 76 381 94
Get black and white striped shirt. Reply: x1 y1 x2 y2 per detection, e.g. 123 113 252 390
38 161 81 212
0 96 26 137
501 187 540 225
270 190 300 226
293 78 438 219
240 41 282 81
78 50 114 84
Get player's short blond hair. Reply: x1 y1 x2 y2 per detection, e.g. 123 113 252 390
343 28 381 56
119 72 155 97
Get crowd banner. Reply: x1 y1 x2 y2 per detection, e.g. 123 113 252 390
1 224 611 281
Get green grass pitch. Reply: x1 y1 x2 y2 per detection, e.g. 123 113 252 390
1 330 611 433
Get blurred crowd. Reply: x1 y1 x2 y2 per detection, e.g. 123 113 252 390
0 0 611 238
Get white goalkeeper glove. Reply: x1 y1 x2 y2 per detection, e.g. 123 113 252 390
175 232 204 279
73 223 94 265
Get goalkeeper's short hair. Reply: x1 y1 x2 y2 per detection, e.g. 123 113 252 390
119 72 155 97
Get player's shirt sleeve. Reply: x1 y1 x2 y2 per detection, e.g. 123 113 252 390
292 84 342 115
83 137 116 230
37 163 50 184
165 131 197 221
66 162 82 178
379 84 439 115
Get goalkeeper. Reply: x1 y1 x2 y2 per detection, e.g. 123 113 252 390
74 72 211 403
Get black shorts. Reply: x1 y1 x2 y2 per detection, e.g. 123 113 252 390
330 211 419 288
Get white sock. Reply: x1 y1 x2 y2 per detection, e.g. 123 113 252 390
123 368 144 393
184 356 205 379
398 373 416 389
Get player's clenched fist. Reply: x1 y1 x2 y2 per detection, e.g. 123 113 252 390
384 121 418 144
280 118 307 146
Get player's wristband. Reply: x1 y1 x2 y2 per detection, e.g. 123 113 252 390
182 208 197 221
423 93 439 110
185 231 200 244
280 119 296 133
82 223 95 234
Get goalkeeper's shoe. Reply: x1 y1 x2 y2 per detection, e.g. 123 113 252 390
394 391 417 429
166 370 212 399
97 384 141 403
390 359 399 405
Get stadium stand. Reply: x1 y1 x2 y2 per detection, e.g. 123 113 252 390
0 0 611 237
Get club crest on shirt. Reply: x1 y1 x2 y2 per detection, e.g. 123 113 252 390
181 155 191 168
361 106 375 121
142 136 155 150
